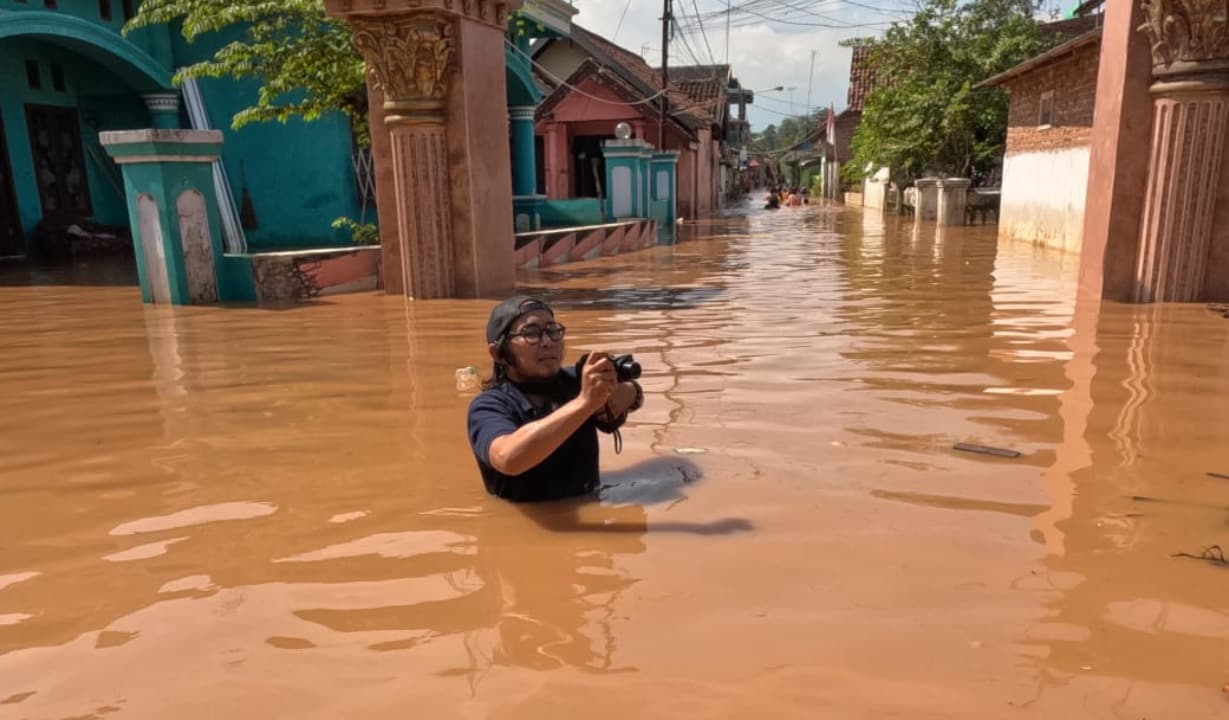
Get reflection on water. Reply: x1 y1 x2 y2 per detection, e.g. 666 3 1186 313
1 201 1227 718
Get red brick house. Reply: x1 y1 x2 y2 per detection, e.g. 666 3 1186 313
982 12 1104 252
819 43 875 200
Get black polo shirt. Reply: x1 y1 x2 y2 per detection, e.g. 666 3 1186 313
466 368 600 502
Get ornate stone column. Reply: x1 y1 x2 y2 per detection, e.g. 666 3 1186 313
325 0 519 299
509 105 538 197
1133 0 1229 302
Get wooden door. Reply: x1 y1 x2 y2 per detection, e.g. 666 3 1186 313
24 104 92 219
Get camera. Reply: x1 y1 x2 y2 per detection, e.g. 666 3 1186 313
576 353 642 382
611 354 642 382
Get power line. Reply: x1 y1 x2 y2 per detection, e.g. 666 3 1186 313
612 0 634 42
753 102 822 118
689 0 719 66
677 0 904 30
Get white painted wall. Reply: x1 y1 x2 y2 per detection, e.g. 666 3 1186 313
138 194 172 304
611 166 633 218
862 166 890 210
999 146 1090 254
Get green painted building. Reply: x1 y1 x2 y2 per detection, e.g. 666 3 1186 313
0 0 365 259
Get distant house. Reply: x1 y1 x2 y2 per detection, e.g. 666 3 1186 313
981 11 1104 252
817 43 875 200
532 26 752 220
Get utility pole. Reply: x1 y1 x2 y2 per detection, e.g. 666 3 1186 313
806 50 816 123
660 0 672 148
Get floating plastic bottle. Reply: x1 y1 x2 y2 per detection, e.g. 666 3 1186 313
455 366 479 392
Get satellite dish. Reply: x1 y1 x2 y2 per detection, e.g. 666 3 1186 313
614 122 633 140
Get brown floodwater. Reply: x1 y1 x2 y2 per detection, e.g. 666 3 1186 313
1 204 1228 719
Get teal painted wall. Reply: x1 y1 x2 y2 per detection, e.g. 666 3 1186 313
0 37 147 246
172 27 365 250
2 3 365 254
540 199 604 228
0 1 176 70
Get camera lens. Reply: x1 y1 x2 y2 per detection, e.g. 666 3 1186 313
614 355 642 381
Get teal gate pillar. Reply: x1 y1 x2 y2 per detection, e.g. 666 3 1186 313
639 151 652 223
510 105 544 232
651 151 680 244
101 130 226 305
602 139 653 220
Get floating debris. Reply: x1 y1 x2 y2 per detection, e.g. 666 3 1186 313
953 443 1021 459
1207 472 1229 480
674 447 707 455
1171 545 1228 568
1130 495 1229 511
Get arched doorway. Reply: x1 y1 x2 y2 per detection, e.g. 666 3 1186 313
0 11 173 263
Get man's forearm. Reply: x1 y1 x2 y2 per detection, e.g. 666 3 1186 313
487 398 593 476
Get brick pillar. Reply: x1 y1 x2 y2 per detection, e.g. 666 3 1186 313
1080 0 1153 301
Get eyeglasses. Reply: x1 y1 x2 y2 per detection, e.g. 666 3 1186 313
507 322 566 344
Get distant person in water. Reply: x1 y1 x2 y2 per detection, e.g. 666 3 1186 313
765 192 780 209
467 297 645 502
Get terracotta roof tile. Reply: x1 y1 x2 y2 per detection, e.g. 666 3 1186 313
567 26 728 128
846 45 876 111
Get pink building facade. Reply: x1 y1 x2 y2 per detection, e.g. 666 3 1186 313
531 28 740 222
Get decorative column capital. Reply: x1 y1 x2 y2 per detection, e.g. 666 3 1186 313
350 14 457 125
509 105 537 122
324 0 521 30
142 93 181 113
1139 0 1229 77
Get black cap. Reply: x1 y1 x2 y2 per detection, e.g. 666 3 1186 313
485 296 553 344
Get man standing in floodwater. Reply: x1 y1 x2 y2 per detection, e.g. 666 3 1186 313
467 296 645 502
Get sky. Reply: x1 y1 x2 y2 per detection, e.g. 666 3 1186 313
567 0 1073 131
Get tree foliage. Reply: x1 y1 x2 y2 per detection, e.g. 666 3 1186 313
846 0 1048 185
126 0 369 141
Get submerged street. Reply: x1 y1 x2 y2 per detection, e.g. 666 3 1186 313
1 202 1228 718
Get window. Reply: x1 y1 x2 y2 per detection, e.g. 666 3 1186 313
26 60 41 90
122 0 136 21
100 0 112 20
51 64 66 93
1038 90 1055 127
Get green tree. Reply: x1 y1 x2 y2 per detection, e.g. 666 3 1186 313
126 0 369 142
752 123 780 153
845 0 1048 185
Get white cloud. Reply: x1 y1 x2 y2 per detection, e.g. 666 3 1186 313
568 0 906 130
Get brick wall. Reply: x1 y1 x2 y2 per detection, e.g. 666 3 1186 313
1003 40 1100 155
